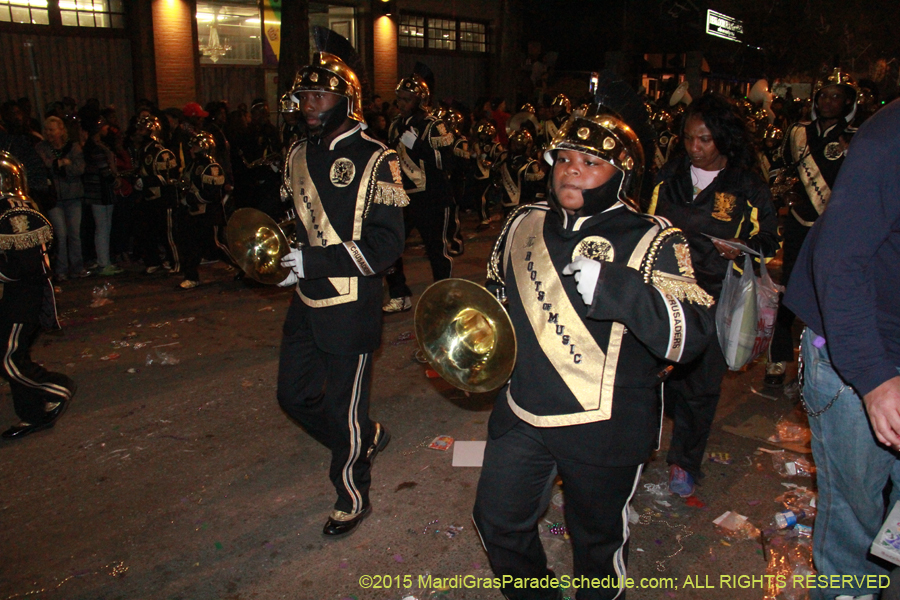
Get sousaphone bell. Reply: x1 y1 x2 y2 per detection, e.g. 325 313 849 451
414 279 517 393
225 208 297 284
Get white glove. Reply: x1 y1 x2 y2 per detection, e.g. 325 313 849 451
280 248 305 279
562 256 603 305
400 130 418 149
276 271 299 288
133 178 144 191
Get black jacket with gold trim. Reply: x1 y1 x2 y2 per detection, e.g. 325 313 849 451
0 195 58 328
388 109 454 206
487 201 715 466
648 157 781 300
495 153 545 209
180 154 225 215
785 119 855 226
138 139 179 207
282 125 409 355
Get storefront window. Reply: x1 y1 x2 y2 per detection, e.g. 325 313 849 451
197 1 262 65
59 0 124 28
0 0 50 25
309 3 357 51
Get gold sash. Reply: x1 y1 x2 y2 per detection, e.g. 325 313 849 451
501 163 520 206
289 142 372 307
397 144 426 194
508 209 659 426
792 126 830 216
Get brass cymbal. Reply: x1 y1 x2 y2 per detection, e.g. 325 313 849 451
225 208 293 285
414 279 517 393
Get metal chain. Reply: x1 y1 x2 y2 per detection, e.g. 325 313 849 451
798 329 845 418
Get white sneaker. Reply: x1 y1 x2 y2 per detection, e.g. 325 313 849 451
382 296 412 313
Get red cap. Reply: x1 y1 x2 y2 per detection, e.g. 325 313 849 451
182 102 209 118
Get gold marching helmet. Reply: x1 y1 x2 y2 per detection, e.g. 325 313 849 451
292 26 365 123
544 106 645 209
279 91 300 114
811 67 859 121
189 131 216 157
551 93 572 116
414 279 516 393
0 150 29 198
396 62 434 109
136 115 163 142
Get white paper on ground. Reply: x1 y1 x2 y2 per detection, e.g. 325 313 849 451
452 441 487 467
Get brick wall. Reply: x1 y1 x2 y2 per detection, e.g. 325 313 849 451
373 15 397 101
152 0 197 108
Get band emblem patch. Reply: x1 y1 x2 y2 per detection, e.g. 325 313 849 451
571 236 614 263
330 158 355 188
712 192 737 221
824 141 844 160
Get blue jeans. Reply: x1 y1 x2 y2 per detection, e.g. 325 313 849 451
47 198 84 277
802 328 900 599
91 204 115 268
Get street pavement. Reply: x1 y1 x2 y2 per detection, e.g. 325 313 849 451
0 213 813 600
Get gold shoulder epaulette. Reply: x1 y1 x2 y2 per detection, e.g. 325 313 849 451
651 271 714 307
373 181 410 208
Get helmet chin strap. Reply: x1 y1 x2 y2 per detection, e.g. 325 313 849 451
307 97 350 142
549 166 624 219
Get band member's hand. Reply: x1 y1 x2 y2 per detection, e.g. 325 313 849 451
400 131 418 149
280 248 305 279
562 256 602 305
134 179 144 191
863 376 900 449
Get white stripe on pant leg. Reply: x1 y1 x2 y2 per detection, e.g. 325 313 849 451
611 464 644 600
441 206 453 275
166 208 181 271
341 353 367 514
4 324 71 398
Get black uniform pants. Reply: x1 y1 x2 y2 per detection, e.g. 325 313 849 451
1 322 76 424
770 215 811 364
177 207 215 282
276 297 376 514
386 199 452 299
133 200 179 270
473 420 643 600
665 317 728 481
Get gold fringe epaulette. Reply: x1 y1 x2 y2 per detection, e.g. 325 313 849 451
430 132 455 148
373 181 410 208
453 146 470 158
524 168 545 182
651 271 715 307
0 224 53 251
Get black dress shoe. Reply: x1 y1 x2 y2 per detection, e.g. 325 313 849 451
323 504 371 538
367 422 391 463
1 421 54 439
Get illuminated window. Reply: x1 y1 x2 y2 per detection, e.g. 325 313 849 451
0 0 50 25
196 1 262 65
459 21 485 52
59 0 125 28
399 14 424 48
399 15 487 53
427 18 455 50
